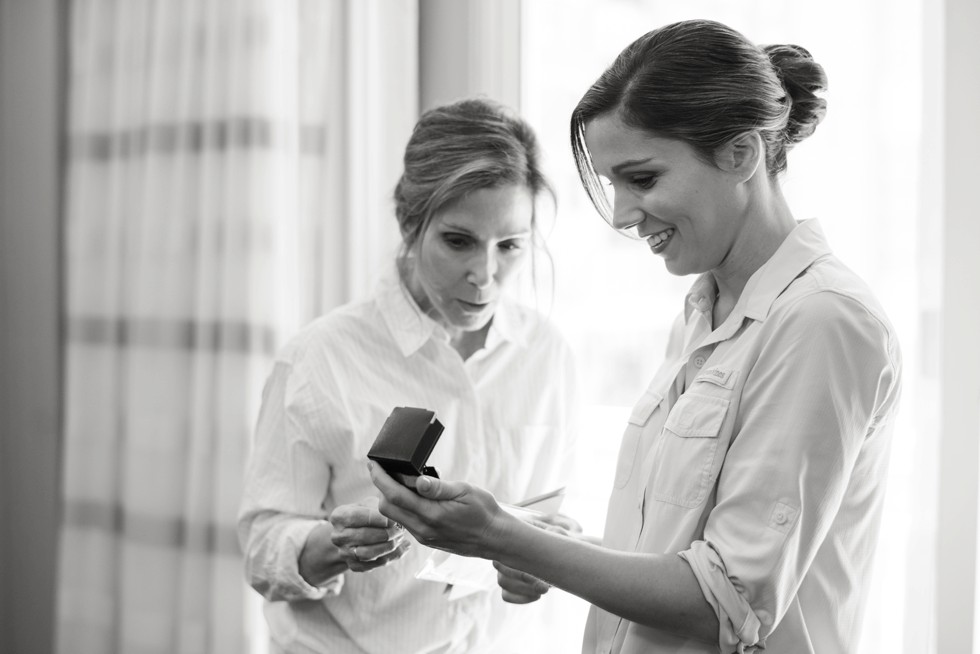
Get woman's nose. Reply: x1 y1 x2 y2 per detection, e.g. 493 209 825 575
466 250 497 289
611 194 645 233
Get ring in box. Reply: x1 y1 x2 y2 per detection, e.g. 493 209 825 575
367 407 443 485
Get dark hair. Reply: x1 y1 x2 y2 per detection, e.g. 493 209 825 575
394 98 554 265
571 19 828 220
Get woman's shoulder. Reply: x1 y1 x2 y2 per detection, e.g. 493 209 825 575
789 256 893 326
771 256 900 358
277 297 385 364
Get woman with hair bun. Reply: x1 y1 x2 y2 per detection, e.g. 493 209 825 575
372 19 902 654
239 97 579 653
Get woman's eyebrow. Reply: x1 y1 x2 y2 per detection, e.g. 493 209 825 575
439 224 532 239
611 157 654 175
437 222 475 234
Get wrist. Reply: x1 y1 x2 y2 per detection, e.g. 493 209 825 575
298 521 347 585
483 507 529 566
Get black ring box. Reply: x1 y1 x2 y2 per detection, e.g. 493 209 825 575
367 407 443 483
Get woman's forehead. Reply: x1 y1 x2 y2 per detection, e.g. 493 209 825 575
427 185 534 235
584 116 691 173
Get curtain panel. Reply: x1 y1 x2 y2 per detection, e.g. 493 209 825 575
55 1 416 652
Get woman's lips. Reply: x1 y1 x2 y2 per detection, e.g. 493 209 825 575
458 299 490 311
647 227 675 254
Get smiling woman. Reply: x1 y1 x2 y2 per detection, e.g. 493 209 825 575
521 0 936 651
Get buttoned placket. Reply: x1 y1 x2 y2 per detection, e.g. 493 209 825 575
425 330 488 607
632 291 723 549
600 287 735 652
461 381 486 485
432 326 489 488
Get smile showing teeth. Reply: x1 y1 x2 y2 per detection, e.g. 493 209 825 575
648 228 675 248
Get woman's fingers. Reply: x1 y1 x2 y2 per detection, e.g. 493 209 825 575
494 561 550 604
414 474 467 500
368 460 502 558
330 525 400 548
369 462 468 506
538 512 583 534
368 462 435 529
346 536 412 573
329 500 396 530
348 531 410 562
326 495 413 572
500 588 545 604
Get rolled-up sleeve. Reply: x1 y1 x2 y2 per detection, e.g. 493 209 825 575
237 357 346 601
679 290 901 651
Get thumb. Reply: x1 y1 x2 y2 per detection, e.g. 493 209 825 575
415 475 465 501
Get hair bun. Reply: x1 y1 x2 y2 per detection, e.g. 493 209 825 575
763 44 828 146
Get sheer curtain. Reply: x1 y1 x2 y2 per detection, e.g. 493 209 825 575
55 1 415 652
521 1 937 652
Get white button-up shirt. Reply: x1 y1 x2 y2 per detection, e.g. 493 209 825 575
583 220 902 654
238 272 578 654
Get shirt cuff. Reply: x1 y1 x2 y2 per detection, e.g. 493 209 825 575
678 540 763 653
280 520 344 600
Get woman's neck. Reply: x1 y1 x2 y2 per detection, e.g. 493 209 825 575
450 326 491 361
711 186 796 327
399 258 490 360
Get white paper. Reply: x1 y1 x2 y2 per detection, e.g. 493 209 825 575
414 487 566 600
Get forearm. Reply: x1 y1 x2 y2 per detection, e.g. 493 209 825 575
488 514 718 642
240 512 339 601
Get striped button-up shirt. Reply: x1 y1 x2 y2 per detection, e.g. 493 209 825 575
239 271 578 654
583 220 902 654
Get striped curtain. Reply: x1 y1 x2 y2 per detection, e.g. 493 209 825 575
55 1 415 652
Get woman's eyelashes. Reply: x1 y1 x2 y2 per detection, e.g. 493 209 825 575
440 233 526 253
602 172 660 193
442 233 473 250
629 173 659 190
498 238 525 252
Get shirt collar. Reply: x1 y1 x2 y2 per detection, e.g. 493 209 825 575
739 218 831 321
377 270 438 357
684 274 720 323
683 218 831 325
376 269 526 357
484 297 526 349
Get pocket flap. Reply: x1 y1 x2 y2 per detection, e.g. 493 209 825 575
663 394 729 438
628 390 663 426
693 367 737 390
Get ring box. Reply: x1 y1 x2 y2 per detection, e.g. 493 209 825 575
367 407 443 485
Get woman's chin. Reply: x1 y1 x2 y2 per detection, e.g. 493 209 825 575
662 257 696 278
449 309 493 333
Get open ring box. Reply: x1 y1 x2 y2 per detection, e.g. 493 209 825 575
367 407 443 488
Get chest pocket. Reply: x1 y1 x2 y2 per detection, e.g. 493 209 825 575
650 386 732 508
614 390 663 489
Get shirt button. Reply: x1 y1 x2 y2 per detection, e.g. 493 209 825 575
693 356 705 368
774 512 787 525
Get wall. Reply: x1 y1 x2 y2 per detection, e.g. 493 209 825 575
0 1 62 653
418 0 521 112
939 0 980 650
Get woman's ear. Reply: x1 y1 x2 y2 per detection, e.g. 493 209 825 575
716 131 763 182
